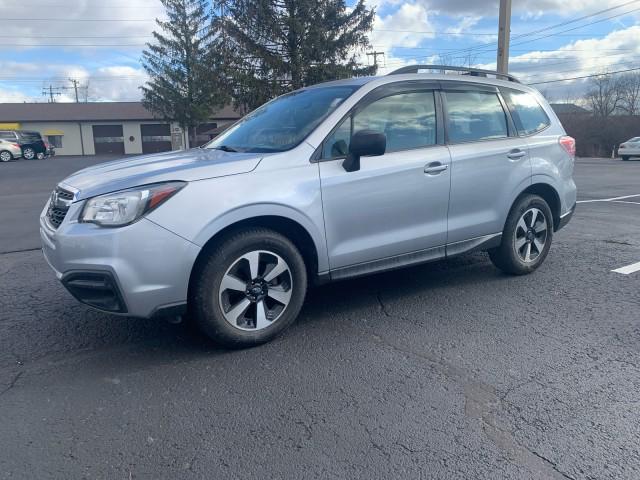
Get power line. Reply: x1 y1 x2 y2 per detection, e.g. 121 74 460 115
440 0 640 59
510 6 640 48
528 66 640 85
2 18 158 22
0 35 154 39
0 43 148 47
521 59 640 79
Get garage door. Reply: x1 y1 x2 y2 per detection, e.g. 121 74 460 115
93 125 125 155
141 124 172 153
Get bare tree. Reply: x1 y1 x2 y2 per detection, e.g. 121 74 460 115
585 74 622 118
617 72 640 116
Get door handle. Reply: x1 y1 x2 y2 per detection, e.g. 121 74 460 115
424 162 449 175
507 149 526 160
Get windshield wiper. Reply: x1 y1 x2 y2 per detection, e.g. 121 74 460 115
211 145 239 152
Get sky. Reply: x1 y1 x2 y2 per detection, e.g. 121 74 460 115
1 0 640 103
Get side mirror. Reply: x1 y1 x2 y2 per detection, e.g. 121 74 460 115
342 130 386 172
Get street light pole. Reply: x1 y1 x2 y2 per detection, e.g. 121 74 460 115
497 0 512 74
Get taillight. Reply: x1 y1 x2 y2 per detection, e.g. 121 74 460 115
559 136 575 157
12 144 19 148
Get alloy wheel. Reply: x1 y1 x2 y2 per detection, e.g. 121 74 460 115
218 250 293 331
23 148 35 159
514 208 548 263
0 151 11 162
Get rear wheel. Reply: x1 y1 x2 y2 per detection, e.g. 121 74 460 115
22 147 35 160
36 152 45 160
489 194 553 275
191 228 308 348
0 151 12 162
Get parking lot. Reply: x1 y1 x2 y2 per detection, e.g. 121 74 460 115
0 155 639 479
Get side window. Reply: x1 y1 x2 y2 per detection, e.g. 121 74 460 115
444 91 508 143
503 89 550 136
0 131 16 141
322 91 437 158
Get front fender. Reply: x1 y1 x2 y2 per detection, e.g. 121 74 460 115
191 203 329 273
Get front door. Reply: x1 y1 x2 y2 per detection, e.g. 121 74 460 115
318 89 451 273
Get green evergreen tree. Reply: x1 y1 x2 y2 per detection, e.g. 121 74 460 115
214 0 376 111
141 0 227 147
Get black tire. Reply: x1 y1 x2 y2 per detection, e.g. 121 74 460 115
22 147 35 160
191 228 308 348
622 156 630 161
36 152 45 160
489 194 553 275
0 150 12 162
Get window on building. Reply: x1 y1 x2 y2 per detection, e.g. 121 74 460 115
444 91 508 143
322 90 437 159
47 135 63 148
503 89 551 136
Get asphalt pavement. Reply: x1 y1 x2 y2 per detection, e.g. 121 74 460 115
1 155 639 479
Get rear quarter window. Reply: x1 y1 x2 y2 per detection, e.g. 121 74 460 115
503 89 550 136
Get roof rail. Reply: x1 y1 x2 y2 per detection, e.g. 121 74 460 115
387 65 520 83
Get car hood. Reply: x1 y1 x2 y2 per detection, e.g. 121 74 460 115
61 148 264 200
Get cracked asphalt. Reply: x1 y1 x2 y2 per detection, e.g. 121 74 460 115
1 156 639 479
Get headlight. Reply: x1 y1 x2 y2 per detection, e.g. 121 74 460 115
80 182 186 227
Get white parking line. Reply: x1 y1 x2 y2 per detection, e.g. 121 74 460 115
611 200 640 205
577 194 640 204
612 261 640 275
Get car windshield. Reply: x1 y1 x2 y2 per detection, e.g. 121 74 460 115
204 86 358 153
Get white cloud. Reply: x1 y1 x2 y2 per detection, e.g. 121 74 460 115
472 25 640 97
0 0 163 49
422 0 640 17
363 2 435 74
89 66 148 101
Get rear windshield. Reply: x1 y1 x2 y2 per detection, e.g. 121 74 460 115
19 132 43 141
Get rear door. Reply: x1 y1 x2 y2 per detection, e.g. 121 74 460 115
318 84 451 273
443 83 531 244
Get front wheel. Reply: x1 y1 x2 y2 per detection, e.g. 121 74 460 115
489 194 553 275
191 228 308 348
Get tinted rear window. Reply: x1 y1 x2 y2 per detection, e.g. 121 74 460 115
19 132 43 141
444 91 508 143
503 89 550 136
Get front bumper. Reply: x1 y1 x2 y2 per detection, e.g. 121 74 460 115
40 201 200 318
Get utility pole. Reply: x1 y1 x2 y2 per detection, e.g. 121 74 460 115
366 51 385 68
496 0 512 74
42 85 63 103
68 78 80 103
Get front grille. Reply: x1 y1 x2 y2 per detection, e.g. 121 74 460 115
46 187 74 229
56 189 74 201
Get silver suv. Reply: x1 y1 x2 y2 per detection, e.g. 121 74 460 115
41 66 576 347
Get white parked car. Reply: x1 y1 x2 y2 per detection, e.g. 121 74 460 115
0 138 22 162
618 137 640 160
